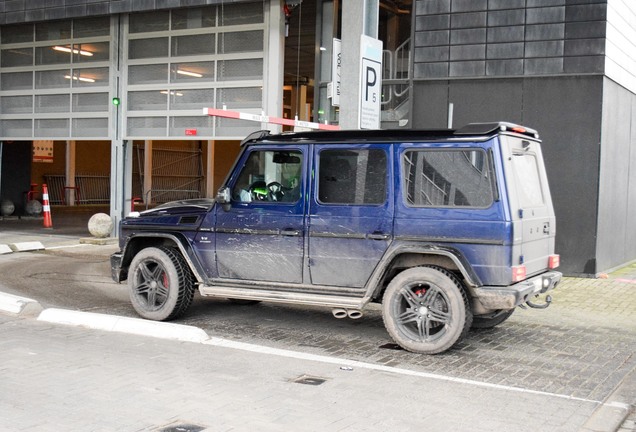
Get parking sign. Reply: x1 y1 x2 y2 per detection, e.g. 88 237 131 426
358 35 383 129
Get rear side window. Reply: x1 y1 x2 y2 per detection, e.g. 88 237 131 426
318 148 387 205
403 149 494 208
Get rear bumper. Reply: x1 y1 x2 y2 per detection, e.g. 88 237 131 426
473 270 562 310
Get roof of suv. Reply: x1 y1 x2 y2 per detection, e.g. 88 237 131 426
241 122 540 146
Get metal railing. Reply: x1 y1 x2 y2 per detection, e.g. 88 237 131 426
381 38 411 123
43 174 110 205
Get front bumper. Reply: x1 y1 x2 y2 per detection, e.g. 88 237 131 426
110 252 125 283
473 270 562 310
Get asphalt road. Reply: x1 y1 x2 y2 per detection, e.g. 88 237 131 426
1 245 635 409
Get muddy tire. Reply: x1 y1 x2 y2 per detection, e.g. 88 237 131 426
471 309 514 329
128 246 195 321
382 266 472 354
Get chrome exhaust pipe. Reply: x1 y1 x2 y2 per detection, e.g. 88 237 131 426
332 308 348 319
347 309 363 320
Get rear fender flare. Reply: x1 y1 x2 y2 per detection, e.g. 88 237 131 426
364 243 482 302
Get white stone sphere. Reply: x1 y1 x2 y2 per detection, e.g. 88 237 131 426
0 200 15 216
88 213 113 238
25 200 43 215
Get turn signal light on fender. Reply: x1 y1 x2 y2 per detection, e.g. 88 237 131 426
548 254 560 269
512 265 526 282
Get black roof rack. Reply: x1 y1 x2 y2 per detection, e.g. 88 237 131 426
454 122 539 138
241 122 538 146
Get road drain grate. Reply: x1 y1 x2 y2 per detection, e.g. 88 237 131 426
156 423 206 432
292 375 328 386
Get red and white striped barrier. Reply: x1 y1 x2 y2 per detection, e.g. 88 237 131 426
203 108 340 131
42 183 53 228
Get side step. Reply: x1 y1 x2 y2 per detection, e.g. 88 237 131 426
198 285 366 309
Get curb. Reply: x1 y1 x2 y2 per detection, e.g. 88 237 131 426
37 308 210 343
0 292 43 316
9 241 45 252
0 292 209 344
579 365 636 432
0 241 46 254
79 237 118 245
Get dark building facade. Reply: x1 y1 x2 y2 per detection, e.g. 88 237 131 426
410 0 636 276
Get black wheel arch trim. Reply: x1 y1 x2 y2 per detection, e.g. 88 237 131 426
363 242 482 302
118 232 206 284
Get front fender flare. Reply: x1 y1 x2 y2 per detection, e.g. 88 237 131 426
118 232 207 284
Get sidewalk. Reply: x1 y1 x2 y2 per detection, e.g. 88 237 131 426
0 310 621 432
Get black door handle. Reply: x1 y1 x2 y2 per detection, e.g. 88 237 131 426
281 228 302 237
367 232 390 240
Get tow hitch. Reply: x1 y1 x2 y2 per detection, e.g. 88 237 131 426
520 294 552 309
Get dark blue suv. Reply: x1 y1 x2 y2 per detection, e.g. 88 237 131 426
111 122 561 354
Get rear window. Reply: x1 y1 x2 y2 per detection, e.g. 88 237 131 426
403 149 494 208
511 152 544 208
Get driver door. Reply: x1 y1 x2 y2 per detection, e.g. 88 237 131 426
214 147 306 283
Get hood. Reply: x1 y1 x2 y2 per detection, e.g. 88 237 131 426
122 198 215 229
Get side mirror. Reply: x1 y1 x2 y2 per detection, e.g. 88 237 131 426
216 187 232 211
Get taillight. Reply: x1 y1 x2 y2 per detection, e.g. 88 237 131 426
512 265 526 282
548 254 560 269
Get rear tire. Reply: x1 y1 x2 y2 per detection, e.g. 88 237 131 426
382 266 472 354
128 246 195 321
471 309 514 329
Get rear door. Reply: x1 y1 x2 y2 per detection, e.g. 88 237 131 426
500 134 556 276
308 144 393 288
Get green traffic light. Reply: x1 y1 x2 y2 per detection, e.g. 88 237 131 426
112 97 121 106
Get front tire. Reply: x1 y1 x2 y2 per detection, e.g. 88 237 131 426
128 246 195 321
382 266 472 354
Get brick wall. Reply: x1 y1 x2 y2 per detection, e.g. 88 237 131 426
413 0 608 79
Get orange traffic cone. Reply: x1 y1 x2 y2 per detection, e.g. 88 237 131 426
42 183 53 228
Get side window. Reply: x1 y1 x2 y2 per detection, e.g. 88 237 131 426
231 150 302 203
403 149 494 208
318 149 387 205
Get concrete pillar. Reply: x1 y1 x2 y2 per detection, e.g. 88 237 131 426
206 140 215 198
65 140 76 206
143 140 152 204
291 85 309 121
109 139 131 234
264 0 285 131
340 0 379 129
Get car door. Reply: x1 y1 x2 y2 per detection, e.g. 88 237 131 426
308 144 393 288
214 146 306 283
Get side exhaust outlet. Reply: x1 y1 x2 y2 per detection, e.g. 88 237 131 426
332 308 348 319
347 309 363 319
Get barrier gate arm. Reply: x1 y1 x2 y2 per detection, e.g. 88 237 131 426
203 108 341 131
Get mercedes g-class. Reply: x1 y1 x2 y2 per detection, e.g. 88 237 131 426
111 122 561 354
